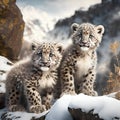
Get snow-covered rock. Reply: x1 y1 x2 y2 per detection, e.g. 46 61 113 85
46 94 120 120
1 94 120 120
1 110 48 120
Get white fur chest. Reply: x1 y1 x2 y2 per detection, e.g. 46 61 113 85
75 55 93 79
38 72 56 90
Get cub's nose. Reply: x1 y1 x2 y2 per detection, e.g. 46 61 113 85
43 62 48 65
81 40 88 44
42 61 50 67
81 41 88 45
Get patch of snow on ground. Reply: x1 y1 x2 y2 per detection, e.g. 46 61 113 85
106 92 118 98
0 108 7 118
2 110 48 120
46 95 73 120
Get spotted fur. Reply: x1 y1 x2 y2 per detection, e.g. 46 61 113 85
59 23 104 96
5 42 63 113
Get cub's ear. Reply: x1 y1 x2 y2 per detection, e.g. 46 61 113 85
71 23 79 32
96 25 105 35
55 43 64 54
31 43 36 50
31 42 39 50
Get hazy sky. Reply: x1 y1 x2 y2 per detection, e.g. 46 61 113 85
17 0 101 19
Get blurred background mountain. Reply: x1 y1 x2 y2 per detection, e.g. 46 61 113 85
16 0 101 42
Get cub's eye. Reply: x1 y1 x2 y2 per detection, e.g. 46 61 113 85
89 35 93 38
37 51 42 56
78 33 82 37
49 52 54 57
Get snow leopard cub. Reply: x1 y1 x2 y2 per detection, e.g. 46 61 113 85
6 42 63 113
59 23 105 96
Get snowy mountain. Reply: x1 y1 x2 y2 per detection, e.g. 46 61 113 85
16 0 101 19
16 0 101 43
17 5 55 43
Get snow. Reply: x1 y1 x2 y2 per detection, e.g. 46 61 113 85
0 94 120 120
106 92 118 98
0 56 13 72
46 95 73 120
69 94 120 120
46 94 120 120
0 56 12 82
0 73 7 82
0 108 7 118
0 56 13 93
0 82 6 93
0 110 48 120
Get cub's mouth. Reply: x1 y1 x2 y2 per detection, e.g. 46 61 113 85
39 62 50 71
40 66 50 71
79 44 90 51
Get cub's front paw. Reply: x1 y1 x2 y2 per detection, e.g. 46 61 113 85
29 105 46 114
92 91 98 96
9 105 25 112
60 91 76 97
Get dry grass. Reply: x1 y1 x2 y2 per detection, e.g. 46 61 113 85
110 41 120 55
104 41 120 96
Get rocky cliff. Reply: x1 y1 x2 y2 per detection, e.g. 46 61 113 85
0 0 24 61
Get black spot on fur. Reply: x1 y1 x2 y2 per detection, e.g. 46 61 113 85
92 74 94 76
82 79 86 82
89 71 92 74
70 71 73 75
70 83 73 86
16 92 19 95
70 76 73 80
32 88 36 91
84 74 88 77
27 86 31 88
